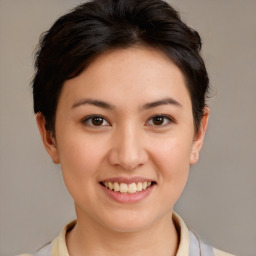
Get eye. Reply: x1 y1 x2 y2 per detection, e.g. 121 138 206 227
82 115 110 127
146 115 173 126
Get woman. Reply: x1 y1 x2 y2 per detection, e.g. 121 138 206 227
20 0 235 255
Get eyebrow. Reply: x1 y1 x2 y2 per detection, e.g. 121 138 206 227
72 97 182 110
141 98 182 110
72 99 115 110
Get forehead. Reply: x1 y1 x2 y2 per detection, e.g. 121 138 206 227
59 46 192 111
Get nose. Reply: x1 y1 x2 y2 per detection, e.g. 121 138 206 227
108 125 148 171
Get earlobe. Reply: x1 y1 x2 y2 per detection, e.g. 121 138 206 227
190 106 210 165
36 113 60 164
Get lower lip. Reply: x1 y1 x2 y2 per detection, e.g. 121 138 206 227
100 184 154 204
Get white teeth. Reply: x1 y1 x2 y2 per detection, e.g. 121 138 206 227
108 182 114 190
103 181 153 194
113 182 119 192
137 182 143 192
128 183 137 193
142 181 148 190
119 183 128 193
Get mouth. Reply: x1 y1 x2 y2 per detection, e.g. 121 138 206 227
100 181 156 194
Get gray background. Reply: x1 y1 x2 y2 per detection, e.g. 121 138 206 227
0 0 255 255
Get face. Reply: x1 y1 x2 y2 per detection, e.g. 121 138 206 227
37 46 208 232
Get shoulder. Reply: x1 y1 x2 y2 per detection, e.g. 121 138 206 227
15 220 76 256
214 248 237 256
16 241 52 256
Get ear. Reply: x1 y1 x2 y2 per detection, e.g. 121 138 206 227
36 113 60 164
190 106 210 165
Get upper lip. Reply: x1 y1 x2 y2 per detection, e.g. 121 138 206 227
100 176 156 184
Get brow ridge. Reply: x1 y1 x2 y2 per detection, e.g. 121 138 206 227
142 98 182 110
72 99 115 110
72 97 182 110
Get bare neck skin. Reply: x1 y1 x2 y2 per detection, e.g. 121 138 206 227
66 208 179 256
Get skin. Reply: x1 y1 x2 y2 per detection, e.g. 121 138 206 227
37 46 209 256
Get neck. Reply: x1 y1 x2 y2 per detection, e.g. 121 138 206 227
66 210 179 256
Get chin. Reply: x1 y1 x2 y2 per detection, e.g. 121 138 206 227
98 209 164 233
104 220 151 233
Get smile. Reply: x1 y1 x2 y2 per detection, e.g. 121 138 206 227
101 181 154 194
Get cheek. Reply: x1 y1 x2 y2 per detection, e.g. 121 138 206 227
151 135 193 171
57 136 108 209
57 135 105 187
149 137 192 202
159 142 191 182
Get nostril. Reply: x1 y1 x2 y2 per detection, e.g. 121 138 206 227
107 144 148 171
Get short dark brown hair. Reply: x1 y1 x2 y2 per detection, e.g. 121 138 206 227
32 0 209 132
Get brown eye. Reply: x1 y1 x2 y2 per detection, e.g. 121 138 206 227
91 117 104 126
82 115 110 127
153 116 165 125
147 115 172 126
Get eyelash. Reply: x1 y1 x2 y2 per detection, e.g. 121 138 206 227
146 115 174 127
81 115 174 127
81 115 110 127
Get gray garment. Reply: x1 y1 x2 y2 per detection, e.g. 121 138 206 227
32 231 215 256
32 243 52 256
189 230 215 256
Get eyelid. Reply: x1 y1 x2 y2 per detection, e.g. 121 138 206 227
81 115 111 127
146 114 174 126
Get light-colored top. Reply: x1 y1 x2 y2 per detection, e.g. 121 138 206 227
18 212 236 256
